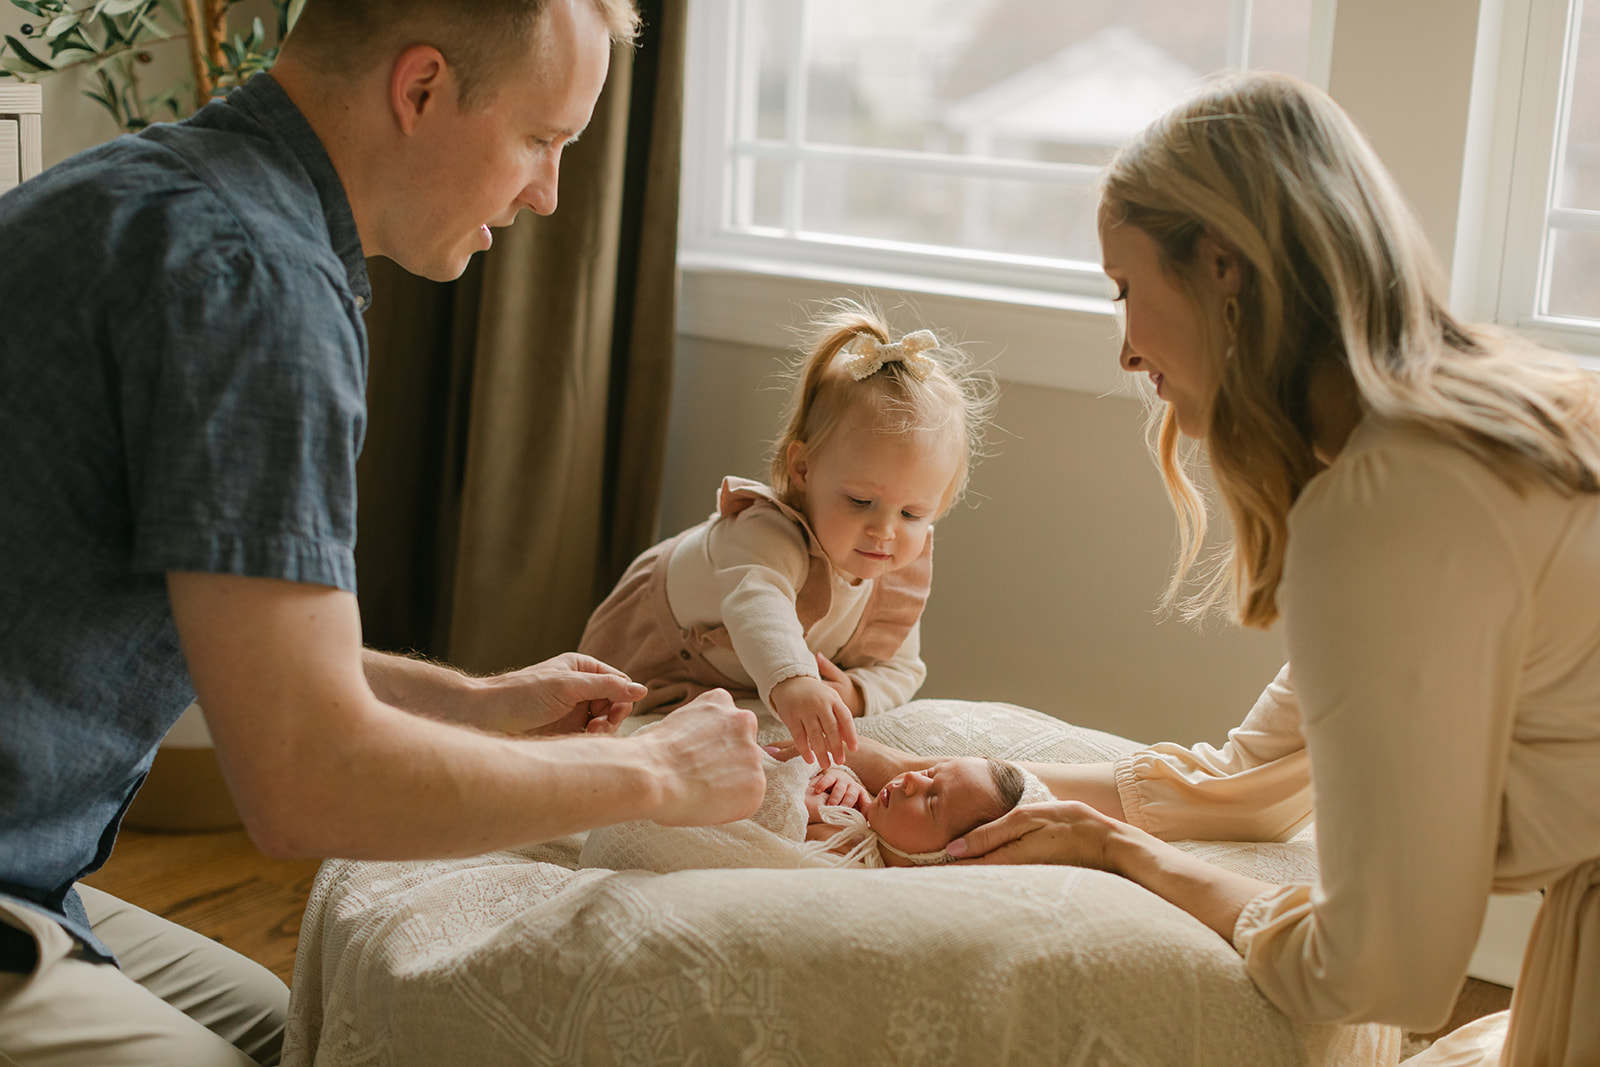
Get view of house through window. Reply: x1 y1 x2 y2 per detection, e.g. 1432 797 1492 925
715 0 1317 285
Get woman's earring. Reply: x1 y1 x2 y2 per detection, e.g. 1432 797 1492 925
1223 297 1240 360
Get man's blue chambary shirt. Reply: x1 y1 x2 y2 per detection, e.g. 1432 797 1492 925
0 73 370 965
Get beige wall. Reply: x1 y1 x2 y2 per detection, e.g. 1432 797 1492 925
662 334 1287 747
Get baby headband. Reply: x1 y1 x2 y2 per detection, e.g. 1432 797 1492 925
840 329 939 382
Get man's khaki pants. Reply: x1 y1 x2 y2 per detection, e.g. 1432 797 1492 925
0 884 285 1065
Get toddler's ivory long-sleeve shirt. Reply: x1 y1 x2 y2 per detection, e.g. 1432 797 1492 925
1112 418 1600 1063
666 493 926 714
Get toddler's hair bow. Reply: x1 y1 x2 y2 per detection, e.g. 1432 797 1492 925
840 329 939 382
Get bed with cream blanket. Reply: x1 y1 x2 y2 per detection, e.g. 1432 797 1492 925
282 699 1399 1066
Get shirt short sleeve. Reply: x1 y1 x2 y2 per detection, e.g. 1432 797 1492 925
122 249 366 590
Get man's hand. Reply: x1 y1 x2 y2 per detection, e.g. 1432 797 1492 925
472 653 647 736
769 675 857 767
638 690 765 826
815 653 865 716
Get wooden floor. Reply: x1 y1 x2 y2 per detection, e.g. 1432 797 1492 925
82 827 1512 1053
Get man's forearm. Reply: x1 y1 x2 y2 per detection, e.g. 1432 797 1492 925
233 696 666 859
362 649 482 723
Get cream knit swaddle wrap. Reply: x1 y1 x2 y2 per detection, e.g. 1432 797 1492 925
579 755 1053 872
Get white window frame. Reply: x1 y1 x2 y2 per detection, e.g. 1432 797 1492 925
679 0 1337 393
1461 0 1600 360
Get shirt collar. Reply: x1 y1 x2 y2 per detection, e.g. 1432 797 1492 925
221 73 372 310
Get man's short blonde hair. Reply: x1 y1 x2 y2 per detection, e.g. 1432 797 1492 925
287 0 640 107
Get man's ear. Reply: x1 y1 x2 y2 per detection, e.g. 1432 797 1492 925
1197 232 1244 298
389 44 449 135
786 440 810 491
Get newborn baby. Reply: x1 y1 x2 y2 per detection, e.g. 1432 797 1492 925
802 758 1041 867
578 751 1052 873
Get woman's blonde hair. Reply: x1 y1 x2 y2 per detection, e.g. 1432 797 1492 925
1101 71 1600 629
769 299 996 513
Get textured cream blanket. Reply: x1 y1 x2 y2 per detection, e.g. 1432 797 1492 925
283 700 1399 1066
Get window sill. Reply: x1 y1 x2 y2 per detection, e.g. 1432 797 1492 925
676 250 1129 396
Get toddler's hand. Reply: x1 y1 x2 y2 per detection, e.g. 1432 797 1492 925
769 675 858 767
815 653 865 716
808 765 867 812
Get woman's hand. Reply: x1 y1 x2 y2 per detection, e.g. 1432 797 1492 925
763 735 930 793
947 799 1272 944
946 800 1122 868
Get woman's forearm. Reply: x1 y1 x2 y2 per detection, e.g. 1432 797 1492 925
1019 760 1125 820
1106 823 1272 942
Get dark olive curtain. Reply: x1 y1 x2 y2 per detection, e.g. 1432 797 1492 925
354 0 683 674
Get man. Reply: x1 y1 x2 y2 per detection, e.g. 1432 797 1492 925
0 1 765 1063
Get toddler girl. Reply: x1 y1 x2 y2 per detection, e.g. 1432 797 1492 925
579 301 994 767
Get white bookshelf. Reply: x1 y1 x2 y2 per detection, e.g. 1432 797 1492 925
0 83 42 193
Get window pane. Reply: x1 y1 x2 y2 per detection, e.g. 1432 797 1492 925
1554 0 1600 212
778 0 1313 161
731 156 787 230
727 0 1315 274
1545 228 1600 321
1249 1 1316 82
798 159 1102 263
744 2 793 141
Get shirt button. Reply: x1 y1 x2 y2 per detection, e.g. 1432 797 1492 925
354 295 367 310
678 649 691 660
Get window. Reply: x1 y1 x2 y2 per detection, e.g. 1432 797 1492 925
681 0 1330 303
1484 0 1600 354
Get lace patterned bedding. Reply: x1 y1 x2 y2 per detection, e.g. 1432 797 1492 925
283 699 1399 1066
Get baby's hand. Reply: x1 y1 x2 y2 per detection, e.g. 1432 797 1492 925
805 765 867 818
769 675 858 767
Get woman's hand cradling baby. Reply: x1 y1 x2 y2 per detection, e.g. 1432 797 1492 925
945 800 1122 867
769 674 858 767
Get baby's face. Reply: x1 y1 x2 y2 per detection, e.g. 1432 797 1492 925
865 757 1006 855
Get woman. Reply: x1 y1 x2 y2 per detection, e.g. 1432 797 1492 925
821 72 1600 1065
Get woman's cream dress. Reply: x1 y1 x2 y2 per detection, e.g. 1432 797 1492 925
1113 418 1600 1066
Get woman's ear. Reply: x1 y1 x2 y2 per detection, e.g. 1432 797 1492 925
786 440 810 491
1197 233 1244 298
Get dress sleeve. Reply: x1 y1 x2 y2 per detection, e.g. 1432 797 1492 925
848 621 927 715
1232 434 1531 1030
707 506 822 704
1113 664 1312 842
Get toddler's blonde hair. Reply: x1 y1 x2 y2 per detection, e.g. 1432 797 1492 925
769 298 996 513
